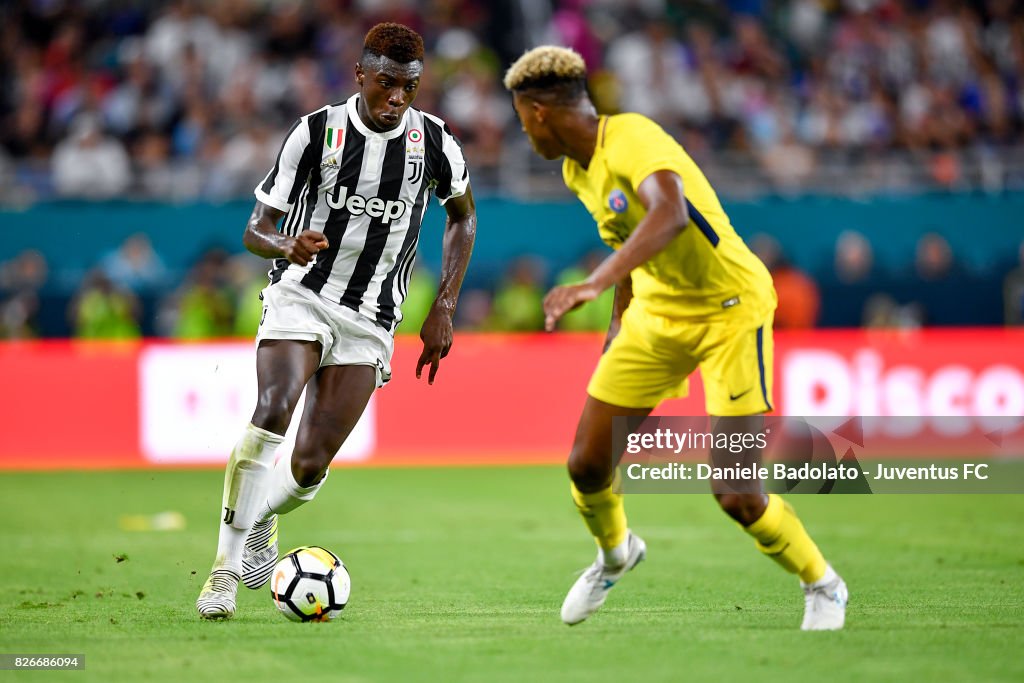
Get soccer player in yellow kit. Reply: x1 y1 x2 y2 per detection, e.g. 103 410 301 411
504 47 847 629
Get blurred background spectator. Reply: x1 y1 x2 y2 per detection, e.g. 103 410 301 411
914 232 959 283
0 250 48 338
4 0 1024 201
1003 241 1024 326
229 252 270 339
52 113 131 198
750 234 820 329
555 250 615 332
833 230 878 285
161 248 235 339
69 270 141 339
101 233 170 294
488 257 547 332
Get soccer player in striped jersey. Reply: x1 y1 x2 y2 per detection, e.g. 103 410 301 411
503 47 847 630
197 23 476 619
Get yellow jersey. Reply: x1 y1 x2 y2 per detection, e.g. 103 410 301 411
562 113 775 320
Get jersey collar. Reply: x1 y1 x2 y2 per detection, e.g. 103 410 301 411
577 115 608 173
347 95 408 140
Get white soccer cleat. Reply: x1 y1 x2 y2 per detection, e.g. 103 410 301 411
800 566 848 631
241 515 279 589
196 568 240 620
561 532 646 625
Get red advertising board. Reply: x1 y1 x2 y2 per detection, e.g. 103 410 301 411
1 330 1022 469
2 341 140 468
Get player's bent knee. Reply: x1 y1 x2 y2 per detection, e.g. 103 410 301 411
251 389 302 435
714 492 767 526
291 453 329 488
567 450 614 492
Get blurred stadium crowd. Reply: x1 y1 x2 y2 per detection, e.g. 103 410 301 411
3 228 1023 339
2 0 1024 339
4 0 1024 201
0 237 620 339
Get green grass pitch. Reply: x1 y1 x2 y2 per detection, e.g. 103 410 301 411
1 467 1022 682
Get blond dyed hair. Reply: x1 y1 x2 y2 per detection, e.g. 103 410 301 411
503 46 587 94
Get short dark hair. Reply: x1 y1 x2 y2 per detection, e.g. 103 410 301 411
514 77 588 106
362 22 424 64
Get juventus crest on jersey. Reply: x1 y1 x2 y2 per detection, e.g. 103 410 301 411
254 95 469 333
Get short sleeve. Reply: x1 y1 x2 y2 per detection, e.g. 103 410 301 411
254 119 311 212
603 114 685 193
429 120 470 205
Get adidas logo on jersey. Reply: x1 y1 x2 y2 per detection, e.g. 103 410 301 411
326 185 408 223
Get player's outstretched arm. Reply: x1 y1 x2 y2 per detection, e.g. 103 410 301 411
242 201 329 266
543 171 688 330
416 185 477 384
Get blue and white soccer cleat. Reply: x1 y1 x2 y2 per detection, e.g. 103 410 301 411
561 531 646 625
800 565 848 630
241 515 279 590
195 568 240 620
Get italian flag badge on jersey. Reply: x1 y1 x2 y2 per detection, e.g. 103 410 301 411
325 127 343 151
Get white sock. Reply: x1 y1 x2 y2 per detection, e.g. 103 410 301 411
601 536 630 567
213 423 284 573
257 453 329 521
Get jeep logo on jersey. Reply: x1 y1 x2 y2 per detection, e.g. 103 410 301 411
326 185 408 222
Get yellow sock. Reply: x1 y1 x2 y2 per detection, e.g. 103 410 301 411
570 483 628 551
744 494 827 583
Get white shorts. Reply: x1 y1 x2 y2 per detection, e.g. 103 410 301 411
256 279 394 387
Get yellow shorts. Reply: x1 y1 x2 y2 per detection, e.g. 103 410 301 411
586 302 774 415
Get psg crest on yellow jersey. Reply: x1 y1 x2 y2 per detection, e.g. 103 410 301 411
608 188 628 213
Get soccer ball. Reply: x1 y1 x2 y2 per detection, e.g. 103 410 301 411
270 546 351 622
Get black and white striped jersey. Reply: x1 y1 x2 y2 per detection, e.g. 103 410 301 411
254 94 469 333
